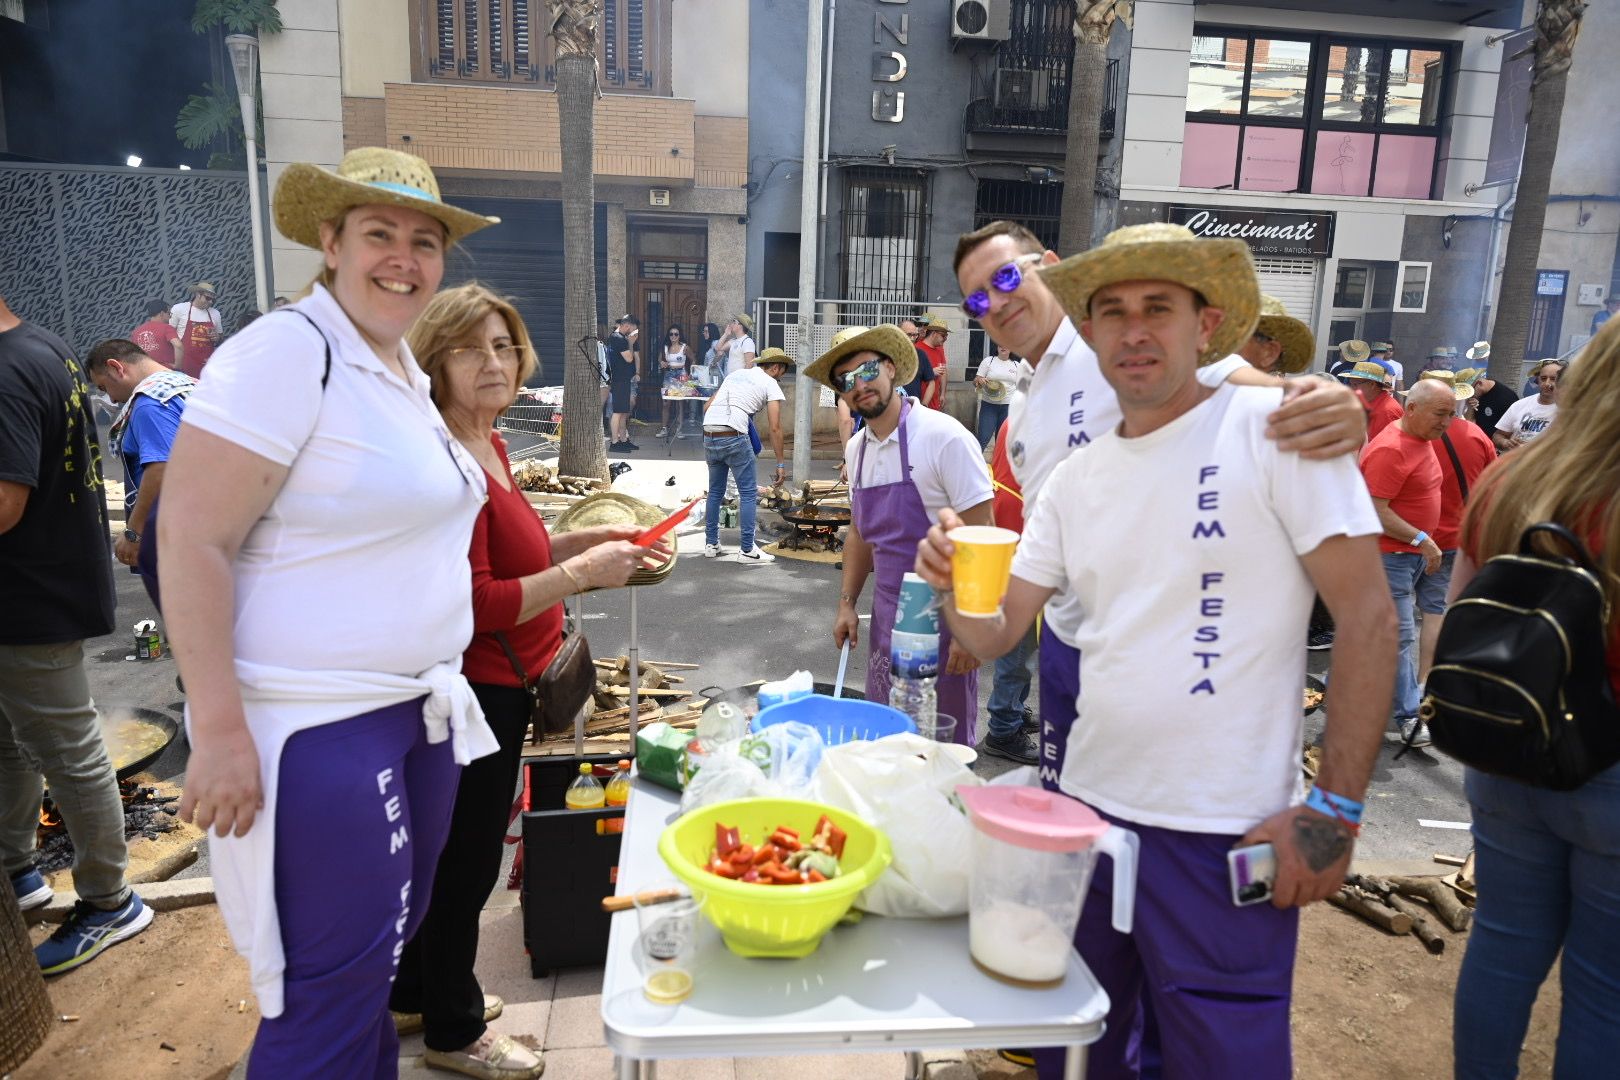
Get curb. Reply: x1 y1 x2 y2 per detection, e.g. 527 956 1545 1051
29 874 216 924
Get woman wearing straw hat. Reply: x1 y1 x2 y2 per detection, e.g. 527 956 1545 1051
393 283 666 1079
159 148 505 1078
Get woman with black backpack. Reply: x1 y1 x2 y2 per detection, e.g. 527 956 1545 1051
1447 317 1620 1077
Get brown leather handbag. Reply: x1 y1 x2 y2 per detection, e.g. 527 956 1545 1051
494 628 595 739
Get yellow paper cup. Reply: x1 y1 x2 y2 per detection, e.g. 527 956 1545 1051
948 525 1019 618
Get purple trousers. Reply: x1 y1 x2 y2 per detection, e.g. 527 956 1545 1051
1038 632 1080 792
1034 810 1299 1080
247 698 460 1080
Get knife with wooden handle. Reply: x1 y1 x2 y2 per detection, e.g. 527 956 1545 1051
601 886 686 913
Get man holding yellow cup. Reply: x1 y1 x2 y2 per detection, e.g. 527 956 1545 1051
916 223 1394 1080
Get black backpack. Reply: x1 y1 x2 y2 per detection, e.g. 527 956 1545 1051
1423 522 1620 790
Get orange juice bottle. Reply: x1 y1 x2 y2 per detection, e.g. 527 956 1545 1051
605 759 632 807
564 763 606 810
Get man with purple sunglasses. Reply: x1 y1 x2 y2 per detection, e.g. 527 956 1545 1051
953 220 1367 792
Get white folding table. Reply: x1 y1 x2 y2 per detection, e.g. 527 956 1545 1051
600 776 1108 1079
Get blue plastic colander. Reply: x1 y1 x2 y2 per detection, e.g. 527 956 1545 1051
752 694 916 746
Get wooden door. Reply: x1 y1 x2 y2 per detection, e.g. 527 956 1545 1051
633 280 707 419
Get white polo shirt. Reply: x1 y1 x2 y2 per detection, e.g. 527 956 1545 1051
1005 316 1246 647
844 401 994 520
1013 384 1379 832
183 284 486 675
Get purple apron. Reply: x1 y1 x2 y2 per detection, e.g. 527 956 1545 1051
853 399 978 745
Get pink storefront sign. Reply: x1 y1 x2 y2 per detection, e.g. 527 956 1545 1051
1180 123 1239 189
1310 131 1374 196
1372 134 1437 199
1238 127 1303 192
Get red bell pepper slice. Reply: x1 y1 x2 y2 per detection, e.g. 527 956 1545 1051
814 815 848 859
762 862 802 885
770 829 802 852
752 843 779 866
707 856 740 879
715 822 741 857
807 869 828 883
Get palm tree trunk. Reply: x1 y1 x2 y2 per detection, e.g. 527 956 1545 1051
1058 35 1108 254
554 5 608 480
1488 0 1586 379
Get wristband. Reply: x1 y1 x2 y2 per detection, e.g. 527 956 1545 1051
1410 531 1429 548
557 561 586 594
1305 785 1364 829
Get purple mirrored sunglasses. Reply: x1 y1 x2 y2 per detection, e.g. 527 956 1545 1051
960 255 1040 319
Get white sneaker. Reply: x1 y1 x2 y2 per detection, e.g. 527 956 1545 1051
704 544 724 558
656 428 669 437
1399 717 1432 748
737 546 775 564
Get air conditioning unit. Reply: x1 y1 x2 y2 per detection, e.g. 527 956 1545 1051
995 69 1051 110
649 189 671 207
951 0 1010 42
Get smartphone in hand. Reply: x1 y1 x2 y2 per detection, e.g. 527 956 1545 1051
1228 842 1277 907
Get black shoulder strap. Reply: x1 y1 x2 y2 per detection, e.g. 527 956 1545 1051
1440 432 1468 502
280 308 332 389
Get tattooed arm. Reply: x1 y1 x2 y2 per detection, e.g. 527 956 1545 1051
1239 533 1398 907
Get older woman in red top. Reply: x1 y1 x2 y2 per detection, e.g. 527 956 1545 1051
391 284 665 1079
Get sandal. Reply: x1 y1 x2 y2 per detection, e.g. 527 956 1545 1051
423 1032 545 1079
392 993 504 1037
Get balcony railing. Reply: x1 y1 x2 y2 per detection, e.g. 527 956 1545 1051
968 57 1120 139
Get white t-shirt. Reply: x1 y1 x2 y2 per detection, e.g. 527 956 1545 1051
976 354 1022 403
724 335 757 378
845 402 994 520
1495 396 1558 444
1012 384 1380 833
703 366 784 432
663 344 689 373
169 301 223 336
1005 316 1248 647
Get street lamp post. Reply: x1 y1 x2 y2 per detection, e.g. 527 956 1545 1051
225 33 270 313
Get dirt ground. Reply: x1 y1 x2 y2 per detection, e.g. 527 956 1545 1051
971 902 1560 1079
13 900 1559 1080
19 904 258 1080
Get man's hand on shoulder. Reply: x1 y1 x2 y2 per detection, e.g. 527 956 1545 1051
1239 805 1355 909
1266 377 1367 460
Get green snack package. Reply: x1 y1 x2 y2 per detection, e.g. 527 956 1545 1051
635 722 691 792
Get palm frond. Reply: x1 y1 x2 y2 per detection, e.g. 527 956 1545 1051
191 0 284 35
176 82 241 150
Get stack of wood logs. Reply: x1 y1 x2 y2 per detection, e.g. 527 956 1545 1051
532 657 708 744
1328 866 1474 954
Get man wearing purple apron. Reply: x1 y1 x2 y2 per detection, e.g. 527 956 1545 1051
807 325 994 747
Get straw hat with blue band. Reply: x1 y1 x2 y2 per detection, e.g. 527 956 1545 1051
1339 361 1391 384
273 147 500 250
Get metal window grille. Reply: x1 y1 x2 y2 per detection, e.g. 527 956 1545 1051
462 0 479 70
967 0 1075 135
489 0 505 75
512 0 531 70
436 0 457 70
639 260 706 281
628 0 646 83
604 0 620 80
840 167 930 304
973 179 1064 252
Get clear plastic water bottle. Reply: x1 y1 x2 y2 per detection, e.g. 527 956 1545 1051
890 573 941 733
889 630 939 734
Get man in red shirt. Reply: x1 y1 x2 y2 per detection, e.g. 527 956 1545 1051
982 420 1038 763
1359 379 1454 745
129 300 180 368
1341 361 1403 441
1415 370 1496 683
914 315 950 410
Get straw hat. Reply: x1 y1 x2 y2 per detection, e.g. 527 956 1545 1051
189 281 217 297
1429 345 1459 361
1413 369 1474 402
917 313 952 336
734 314 756 335
753 347 796 371
1454 367 1483 386
1339 339 1371 364
551 493 675 586
1253 294 1314 375
1037 224 1258 365
273 147 500 250
1339 361 1391 384
803 324 919 393
1465 341 1491 362
1371 341 1393 354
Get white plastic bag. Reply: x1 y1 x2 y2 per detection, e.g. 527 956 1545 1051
679 721 824 814
810 733 983 917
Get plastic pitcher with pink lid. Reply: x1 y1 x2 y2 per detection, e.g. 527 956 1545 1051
955 785 1137 987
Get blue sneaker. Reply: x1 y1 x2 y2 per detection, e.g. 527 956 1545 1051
9 867 53 912
36 893 153 976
